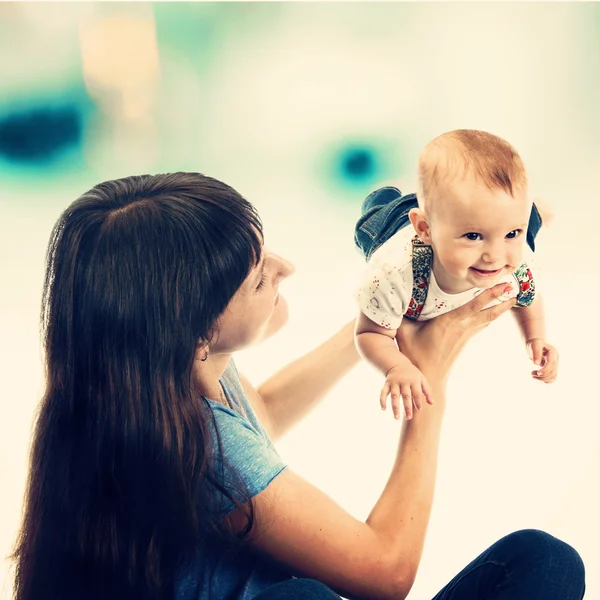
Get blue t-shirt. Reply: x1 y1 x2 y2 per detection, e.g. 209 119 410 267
175 361 291 600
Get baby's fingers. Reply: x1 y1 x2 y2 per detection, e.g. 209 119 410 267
532 368 557 383
421 377 434 406
535 359 558 384
389 384 403 420
545 346 559 368
531 345 544 367
533 347 559 382
411 384 424 412
400 384 413 420
379 384 390 411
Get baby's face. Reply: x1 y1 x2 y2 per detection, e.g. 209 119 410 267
427 177 531 294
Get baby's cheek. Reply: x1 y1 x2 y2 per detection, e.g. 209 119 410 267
448 255 468 274
512 242 527 264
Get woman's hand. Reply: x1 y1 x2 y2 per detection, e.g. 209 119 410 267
396 283 517 385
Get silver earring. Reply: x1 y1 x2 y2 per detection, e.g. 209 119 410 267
200 348 209 362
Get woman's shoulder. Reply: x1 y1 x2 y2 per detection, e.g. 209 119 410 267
205 396 287 516
204 362 286 500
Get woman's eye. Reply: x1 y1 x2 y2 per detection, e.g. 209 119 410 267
464 232 481 241
506 229 522 239
256 274 267 291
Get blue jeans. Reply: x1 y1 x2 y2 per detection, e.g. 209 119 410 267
354 187 543 262
254 578 341 599
255 530 585 599
432 529 585 600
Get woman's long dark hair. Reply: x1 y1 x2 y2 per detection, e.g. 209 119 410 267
12 173 264 600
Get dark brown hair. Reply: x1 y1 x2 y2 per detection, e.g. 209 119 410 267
12 173 263 600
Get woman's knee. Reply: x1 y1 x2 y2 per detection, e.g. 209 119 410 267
514 529 582 565
503 529 585 592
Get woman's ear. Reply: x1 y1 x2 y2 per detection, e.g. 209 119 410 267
194 342 209 363
409 208 432 244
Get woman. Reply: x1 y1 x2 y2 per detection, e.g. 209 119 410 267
13 172 585 600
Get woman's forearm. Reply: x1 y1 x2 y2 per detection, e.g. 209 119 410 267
257 319 361 439
366 383 446 595
243 287 515 600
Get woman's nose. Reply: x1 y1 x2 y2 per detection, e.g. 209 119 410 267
271 252 296 282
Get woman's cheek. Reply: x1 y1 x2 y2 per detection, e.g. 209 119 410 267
260 295 290 342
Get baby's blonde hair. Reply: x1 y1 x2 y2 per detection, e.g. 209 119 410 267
417 129 528 212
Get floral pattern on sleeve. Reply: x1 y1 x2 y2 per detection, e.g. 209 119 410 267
513 262 536 307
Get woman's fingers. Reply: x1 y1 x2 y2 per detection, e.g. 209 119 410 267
454 283 516 327
396 284 517 386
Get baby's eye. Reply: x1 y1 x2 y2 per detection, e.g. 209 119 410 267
464 232 482 241
506 229 523 239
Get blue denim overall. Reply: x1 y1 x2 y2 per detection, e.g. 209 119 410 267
354 187 542 318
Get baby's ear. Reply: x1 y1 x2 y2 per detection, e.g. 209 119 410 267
408 208 432 244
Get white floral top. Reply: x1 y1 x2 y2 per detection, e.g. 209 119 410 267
355 223 536 330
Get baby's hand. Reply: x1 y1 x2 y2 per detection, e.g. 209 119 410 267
527 338 559 383
381 363 433 420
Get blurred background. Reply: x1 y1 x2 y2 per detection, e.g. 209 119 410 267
1 2 599 598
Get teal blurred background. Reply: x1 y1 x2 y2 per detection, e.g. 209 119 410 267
1 3 599 598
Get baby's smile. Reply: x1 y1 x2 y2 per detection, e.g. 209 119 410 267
469 266 505 277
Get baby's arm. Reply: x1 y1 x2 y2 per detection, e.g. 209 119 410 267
355 311 433 419
512 294 558 382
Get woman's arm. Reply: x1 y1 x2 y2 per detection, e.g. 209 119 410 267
231 284 516 600
242 319 361 440
241 389 445 600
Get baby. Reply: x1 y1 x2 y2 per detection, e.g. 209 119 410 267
354 129 558 420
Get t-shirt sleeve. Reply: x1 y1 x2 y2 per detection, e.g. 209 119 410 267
208 404 287 517
355 261 412 330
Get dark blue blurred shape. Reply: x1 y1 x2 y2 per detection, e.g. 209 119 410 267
324 139 405 202
339 146 377 183
0 103 83 164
